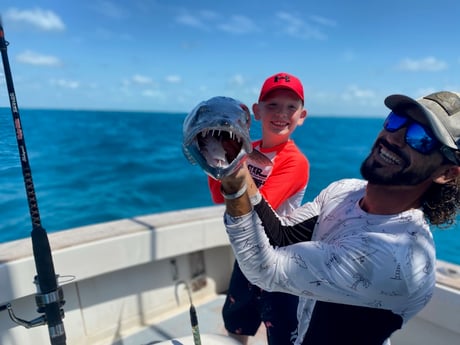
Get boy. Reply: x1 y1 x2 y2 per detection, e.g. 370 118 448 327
208 72 310 344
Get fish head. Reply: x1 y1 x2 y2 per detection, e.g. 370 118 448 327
182 96 253 180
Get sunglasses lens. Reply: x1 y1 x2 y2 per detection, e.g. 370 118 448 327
384 112 407 132
383 111 440 154
406 123 438 154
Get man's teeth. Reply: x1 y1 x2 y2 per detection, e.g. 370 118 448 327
380 146 402 165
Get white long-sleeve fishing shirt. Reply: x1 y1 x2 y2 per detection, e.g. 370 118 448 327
224 179 436 344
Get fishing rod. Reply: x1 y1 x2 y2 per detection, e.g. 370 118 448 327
175 280 202 345
0 19 67 345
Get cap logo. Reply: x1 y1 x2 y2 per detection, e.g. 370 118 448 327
274 75 290 83
424 91 460 116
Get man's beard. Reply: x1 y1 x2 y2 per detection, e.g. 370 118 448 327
360 142 438 186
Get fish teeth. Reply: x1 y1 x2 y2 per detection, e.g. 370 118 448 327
197 129 245 144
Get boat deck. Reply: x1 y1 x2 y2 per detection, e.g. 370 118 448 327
110 295 267 345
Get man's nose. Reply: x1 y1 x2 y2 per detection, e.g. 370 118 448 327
386 126 407 148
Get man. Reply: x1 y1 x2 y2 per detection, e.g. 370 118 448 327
218 91 460 344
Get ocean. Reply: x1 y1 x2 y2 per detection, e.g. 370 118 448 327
1 107 459 265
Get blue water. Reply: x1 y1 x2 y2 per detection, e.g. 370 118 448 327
1 108 459 264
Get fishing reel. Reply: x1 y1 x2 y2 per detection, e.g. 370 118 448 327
0 275 66 329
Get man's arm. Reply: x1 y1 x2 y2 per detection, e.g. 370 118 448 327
220 165 315 246
254 198 316 246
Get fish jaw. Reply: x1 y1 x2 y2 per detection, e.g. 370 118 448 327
182 96 252 180
184 140 250 180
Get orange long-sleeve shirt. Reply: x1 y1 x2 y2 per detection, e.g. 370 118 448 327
208 139 309 214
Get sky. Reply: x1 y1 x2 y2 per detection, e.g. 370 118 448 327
0 0 459 117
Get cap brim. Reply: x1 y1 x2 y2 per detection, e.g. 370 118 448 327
384 94 457 149
259 86 304 102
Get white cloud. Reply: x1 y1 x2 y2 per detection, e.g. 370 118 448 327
199 10 218 21
398 57 447 72
341 85 376 103
175 13 207 29
309 15 337 27
51 79 79 89
276 12 327 40
132 74 153 85
229 74 245 86
5 8 65 31
142 89 164 98
176 10 257 34
218 15 259 34
17 50 62 66
165 75 182 83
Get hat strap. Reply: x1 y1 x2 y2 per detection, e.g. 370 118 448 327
440 146 460 165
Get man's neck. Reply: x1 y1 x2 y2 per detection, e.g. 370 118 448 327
359 181 431 215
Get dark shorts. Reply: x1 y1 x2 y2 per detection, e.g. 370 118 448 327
222 261 299 345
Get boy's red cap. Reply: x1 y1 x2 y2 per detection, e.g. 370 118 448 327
258 72 304 102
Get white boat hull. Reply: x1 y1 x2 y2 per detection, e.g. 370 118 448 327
1 205 459 345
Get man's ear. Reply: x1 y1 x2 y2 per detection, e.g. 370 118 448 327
433 165 460 184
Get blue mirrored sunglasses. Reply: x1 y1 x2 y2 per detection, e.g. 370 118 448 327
383 111 440 154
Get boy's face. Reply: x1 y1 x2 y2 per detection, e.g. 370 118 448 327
253 89 307 141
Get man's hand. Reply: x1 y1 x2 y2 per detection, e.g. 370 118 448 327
221 163 248 194
220 163 258 217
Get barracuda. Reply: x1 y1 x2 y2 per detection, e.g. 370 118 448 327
182 96 271 180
